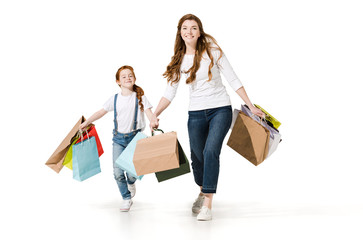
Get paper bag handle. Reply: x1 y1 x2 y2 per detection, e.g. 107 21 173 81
152 128 164 136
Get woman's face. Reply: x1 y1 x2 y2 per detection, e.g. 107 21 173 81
117 69 135 89
180 20 200 46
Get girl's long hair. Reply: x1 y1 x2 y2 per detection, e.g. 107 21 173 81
116 65 145 112
163 14 223 85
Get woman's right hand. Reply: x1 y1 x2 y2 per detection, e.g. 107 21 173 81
149 114 159 130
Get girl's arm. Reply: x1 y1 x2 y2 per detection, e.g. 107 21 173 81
80 109 108 130
144 108 154 122
149 97 171 129
235 87 265 118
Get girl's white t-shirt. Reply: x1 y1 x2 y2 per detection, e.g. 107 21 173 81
103 92 152 133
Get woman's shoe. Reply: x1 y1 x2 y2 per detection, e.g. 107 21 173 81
197 206 212 221
192 195 205 214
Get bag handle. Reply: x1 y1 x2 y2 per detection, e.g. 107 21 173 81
78 129 90 144
151 128 164 136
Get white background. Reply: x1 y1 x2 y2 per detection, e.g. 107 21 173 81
1 0 363 239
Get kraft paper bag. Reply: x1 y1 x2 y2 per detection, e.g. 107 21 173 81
115 132 147 180
240 105 282 159
155 140 190 182
45 116 86 173
133 131 179 175
227 112 270 166
72 136 101 181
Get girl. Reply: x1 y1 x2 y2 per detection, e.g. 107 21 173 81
80 65 153 212
149 14 264 221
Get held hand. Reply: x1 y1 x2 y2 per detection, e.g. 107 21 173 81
149 114 159 131
250 105 265 118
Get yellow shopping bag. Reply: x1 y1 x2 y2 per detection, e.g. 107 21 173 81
62 137 79 170
254 104 281 129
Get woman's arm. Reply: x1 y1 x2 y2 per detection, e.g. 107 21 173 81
79 109 108 130
235 87 265 118
149 97 171 129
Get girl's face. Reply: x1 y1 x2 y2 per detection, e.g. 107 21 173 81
180 20 200 46
117 69 135 89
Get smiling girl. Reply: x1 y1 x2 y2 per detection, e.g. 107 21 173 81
80 65 153 212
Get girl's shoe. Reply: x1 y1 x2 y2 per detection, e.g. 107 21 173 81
120 199 133 212
128 183 136 198
192 195 205 214
197 206 212 221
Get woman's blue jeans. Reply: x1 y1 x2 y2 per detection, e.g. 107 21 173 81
187 105 232 194
112 130 139 200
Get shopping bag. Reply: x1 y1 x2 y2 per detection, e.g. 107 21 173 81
72 135 101 181
45 116 86 173
254 104 281 129
230 108 241 130
62 137 79 170
133 130 179 175
75 125 104 157
267 128 281 158
155 140 191 182
240 105 282 158
62 125 100 170
227 111 270 166
115 132 147 180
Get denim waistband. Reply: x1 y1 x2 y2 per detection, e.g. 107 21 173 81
113 129 141 138
112 129 141 146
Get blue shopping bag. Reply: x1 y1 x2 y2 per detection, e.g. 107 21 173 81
115 132 147 180
72 136 101 181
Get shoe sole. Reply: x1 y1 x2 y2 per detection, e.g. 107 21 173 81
120 201 133 212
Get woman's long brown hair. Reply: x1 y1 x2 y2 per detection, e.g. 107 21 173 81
163 14 223 85
115 65 145 112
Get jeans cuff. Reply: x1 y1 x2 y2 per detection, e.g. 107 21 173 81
201 188 216 194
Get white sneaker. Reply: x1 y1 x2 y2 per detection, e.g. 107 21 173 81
128 183 136 198
192 195 205 214
120 199 133 212
197 206 212 221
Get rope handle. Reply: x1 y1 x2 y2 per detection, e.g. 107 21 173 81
151 128 164 136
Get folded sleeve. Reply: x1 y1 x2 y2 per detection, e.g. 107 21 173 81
214 51 243 91
163 80 180 102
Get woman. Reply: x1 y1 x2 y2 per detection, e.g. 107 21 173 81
150 14 264 221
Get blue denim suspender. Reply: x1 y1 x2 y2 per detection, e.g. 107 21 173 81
113 93 139 136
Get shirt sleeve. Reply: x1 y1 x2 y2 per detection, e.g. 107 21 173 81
214 51 243 91
163 80 180 102
141 95 153 109
103 95 115 112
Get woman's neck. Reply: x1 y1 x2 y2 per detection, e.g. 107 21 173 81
185 43 197 55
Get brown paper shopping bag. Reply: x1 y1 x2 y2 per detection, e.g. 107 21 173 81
133 131 179 175
227 112 270 166
45 116 86 173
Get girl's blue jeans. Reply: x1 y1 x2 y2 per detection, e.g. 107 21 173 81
112 129 140 200
187 105 232 194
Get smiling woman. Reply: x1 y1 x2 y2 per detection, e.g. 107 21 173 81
149 14 265 221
